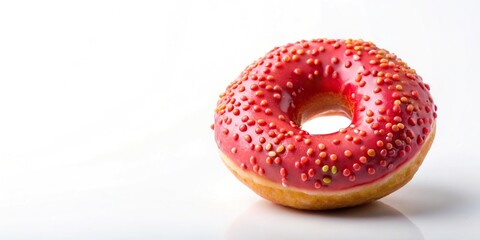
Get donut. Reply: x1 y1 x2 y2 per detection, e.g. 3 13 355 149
212 38 437 210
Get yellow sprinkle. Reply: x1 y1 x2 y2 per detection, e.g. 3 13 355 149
322 165 329 172
323 177 331 184
331 166 337 174
266 143 272 151
276 145 285 153
268 151 276 157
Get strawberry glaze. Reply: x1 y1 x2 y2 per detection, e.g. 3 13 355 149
213 39 437 191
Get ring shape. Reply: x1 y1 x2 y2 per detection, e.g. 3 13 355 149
213 39 437 209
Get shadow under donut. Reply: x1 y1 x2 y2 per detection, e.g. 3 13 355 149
226 200 423 240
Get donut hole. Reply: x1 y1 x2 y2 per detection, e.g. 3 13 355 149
301 115 352 135
295 93 353 135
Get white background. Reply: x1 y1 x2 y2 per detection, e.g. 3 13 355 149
0 0 479 239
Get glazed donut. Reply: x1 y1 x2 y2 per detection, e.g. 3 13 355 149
212 39 437 210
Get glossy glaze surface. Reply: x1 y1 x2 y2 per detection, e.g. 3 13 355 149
214 39 437 191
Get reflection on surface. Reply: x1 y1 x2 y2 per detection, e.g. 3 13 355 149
384 184 470 217
226 200 423 240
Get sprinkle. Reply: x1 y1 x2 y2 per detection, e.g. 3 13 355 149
344 150 352 157
322 177 332 184
294 161 301 168
318 143 326 150
301 173 308 182
349 175 356 182
222 128 229 135
294 68 302 75
265 143 273 151
355 74 362 82
345 135 353 141
367 149 376 157
325 65 334 76
268 151 277 157
330 154 338 161
296 157 306 165
287 144 295 151
322 165 329 172
392 125 399 132
331 57 339 64
423 127 429 134
353 163 361 171
380 160 387 167
393 105 401 113
307 148 315 156
276 145 285 153
366 110 374 117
